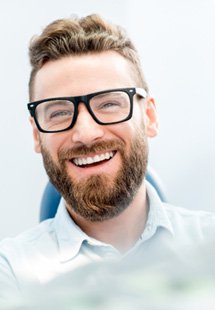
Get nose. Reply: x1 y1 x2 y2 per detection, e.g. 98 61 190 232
71 103 105 145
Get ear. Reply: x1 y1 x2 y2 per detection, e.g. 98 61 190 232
144 97 159 137
29 117 42 153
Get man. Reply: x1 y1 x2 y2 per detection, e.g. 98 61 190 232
0 14 214 298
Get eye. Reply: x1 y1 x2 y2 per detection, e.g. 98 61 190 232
50 110 73 119
98 101 122 110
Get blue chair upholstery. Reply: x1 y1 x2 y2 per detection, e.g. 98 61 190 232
40 167 167 222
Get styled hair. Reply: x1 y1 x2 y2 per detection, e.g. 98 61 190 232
28 14 148 100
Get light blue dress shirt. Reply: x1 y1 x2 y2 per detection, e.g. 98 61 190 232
0 182 214 299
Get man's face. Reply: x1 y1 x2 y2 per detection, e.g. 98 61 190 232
31 51 158 221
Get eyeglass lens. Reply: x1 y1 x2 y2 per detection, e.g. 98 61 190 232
35 91 131 131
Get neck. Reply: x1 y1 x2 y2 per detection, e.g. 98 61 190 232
67 181 148 253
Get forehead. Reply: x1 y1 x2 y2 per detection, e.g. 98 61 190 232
33 51 138 100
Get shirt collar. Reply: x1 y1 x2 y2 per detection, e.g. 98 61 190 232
53 201 116 262
53 201 88 262
144 181 174 239
53 180 174 262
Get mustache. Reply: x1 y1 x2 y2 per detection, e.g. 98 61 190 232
58 139 125 160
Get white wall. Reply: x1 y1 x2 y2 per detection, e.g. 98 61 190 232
0 0 214 239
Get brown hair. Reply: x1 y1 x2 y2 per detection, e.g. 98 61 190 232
28 14 148 100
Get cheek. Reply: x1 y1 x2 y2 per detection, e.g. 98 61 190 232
40 133 67 162
133 102 145 125
110 122 137 149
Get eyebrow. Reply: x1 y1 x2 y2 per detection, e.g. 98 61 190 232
92 92 126 100
41 100 72 113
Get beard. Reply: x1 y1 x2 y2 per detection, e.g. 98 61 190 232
40 127 148 222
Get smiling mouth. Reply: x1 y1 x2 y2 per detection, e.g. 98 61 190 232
71 151 115 168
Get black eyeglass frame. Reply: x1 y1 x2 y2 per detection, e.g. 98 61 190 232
27 87 147 133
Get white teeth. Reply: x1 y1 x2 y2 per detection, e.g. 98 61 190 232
86 157 93 164
100 154 105 161
94 155 100 162
82 158 87 165
73 151 114 166
105 152 110 159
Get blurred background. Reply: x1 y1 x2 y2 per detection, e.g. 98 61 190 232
0 0 214 239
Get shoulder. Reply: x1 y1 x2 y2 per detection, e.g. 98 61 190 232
0 219 56 295
164 202 215 221
163 202 215 241
0 219 55 257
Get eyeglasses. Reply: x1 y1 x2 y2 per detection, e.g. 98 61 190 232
27 87 147 133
